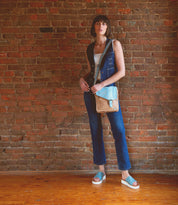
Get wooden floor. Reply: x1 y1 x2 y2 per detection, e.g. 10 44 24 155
0 172 177 205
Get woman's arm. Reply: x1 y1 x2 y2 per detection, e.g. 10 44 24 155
91 40 125 94
79 53 91 92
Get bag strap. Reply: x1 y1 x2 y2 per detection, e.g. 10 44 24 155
94 39 112 84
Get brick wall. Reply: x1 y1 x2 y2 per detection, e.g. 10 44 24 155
0 0 177 173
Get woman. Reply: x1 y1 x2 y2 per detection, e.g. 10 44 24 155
79 15 139 189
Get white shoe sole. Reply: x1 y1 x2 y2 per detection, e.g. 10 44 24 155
92 175 106 185
121 179 140 189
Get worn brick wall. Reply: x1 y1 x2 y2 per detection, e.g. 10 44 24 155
0 0 177 173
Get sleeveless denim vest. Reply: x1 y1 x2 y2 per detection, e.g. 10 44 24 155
86 38 117 87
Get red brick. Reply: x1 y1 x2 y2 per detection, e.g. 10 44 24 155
0 53 7 57
30 2 44 8
164 20 173 26
50 7 59 13
132 58 145 63
24 71 33 76
5 71 15 77
4 77 13 83
19 46 32 51
30 14 38 20
23 52 40 58
0 89 15 94
59 51 76 58
7 52 22 58
118 8 131 14
0 59 17 64
96 8 103 14
0 106 7 112
127 107 139 112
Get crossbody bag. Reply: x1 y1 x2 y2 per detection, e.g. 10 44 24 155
94 39 119 113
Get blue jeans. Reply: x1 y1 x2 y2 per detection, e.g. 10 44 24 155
84 92 131 170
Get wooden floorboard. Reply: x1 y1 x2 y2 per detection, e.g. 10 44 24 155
0 172 177 205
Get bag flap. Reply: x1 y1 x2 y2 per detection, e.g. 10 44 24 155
96 86 118 100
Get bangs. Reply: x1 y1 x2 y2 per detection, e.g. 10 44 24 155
93 15 109 24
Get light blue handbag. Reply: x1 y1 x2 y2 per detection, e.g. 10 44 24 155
94 39 119 113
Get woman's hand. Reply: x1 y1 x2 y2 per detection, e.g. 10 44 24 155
91 83 104 94
79 78 90 92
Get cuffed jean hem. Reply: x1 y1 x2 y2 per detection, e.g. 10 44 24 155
119 165 132 171
94 162 106 166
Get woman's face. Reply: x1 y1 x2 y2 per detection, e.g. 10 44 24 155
94 21 107 37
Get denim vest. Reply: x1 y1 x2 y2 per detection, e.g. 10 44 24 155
86 39 117 87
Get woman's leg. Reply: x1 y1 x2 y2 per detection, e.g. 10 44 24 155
84 92 106 166
106 104 131 171
107 104 139 187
